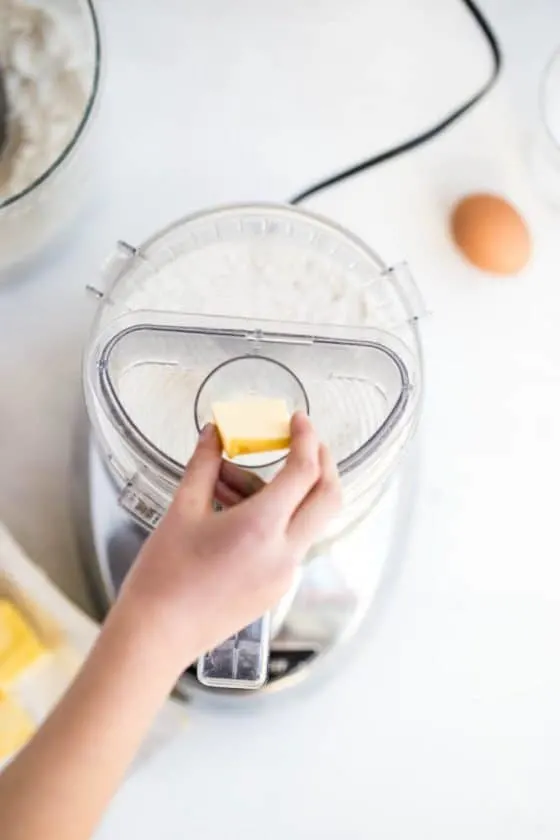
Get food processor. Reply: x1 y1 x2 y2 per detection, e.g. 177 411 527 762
75 203 424 700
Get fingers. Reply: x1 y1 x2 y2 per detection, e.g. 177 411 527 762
215 463 265 508
214 480 243 508
174 424 222 514
219 461 265 499
287 444 342 549
254 413 321 524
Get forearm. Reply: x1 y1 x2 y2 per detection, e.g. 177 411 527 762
0 415 333 840
0 603 189 840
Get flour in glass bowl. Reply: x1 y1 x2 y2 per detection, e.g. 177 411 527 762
0 0 90 201
99 224 407 467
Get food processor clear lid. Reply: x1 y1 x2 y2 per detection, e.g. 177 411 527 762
86 309 420 527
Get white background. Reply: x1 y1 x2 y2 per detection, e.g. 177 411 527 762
2 0 560 837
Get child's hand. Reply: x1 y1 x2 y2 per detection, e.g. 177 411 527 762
117 413 341 676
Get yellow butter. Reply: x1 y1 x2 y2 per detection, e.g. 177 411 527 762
212 398 291 459
0 690 34 759
0 600 46 687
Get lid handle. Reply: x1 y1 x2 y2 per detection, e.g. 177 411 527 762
382 262 430 326
86 241 138 304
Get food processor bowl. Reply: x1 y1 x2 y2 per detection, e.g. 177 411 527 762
0 0 102 271
83 203 425 689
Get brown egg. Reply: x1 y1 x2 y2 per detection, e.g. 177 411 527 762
450 193 531 275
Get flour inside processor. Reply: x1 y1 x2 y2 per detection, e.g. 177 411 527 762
114 240 384 324
113 237 396 465
0 0 89 201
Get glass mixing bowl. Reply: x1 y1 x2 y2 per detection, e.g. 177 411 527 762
0 0 102 270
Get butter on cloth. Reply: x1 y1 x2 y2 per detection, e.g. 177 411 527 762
212 398 292 459
0 524 187 770
0 600 46 687
0 690 35 759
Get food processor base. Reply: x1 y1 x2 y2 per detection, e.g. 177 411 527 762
74 415 417 703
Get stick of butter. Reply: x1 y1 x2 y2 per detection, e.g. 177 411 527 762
212 398 292 459
0 690 35 759
0 600 46 688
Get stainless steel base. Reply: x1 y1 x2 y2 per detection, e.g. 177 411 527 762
74 421 416 704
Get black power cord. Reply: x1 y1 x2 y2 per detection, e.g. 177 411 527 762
290 0 502 206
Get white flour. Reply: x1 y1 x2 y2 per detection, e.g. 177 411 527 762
111 240 387 324
0 0 89 201
103 229 402 466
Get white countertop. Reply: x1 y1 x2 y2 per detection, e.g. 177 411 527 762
2 0 560 837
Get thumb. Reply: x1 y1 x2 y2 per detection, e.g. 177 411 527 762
174 424 222 514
